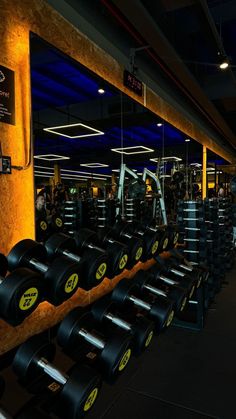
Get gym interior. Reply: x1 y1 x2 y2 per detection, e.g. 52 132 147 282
0 1 236 418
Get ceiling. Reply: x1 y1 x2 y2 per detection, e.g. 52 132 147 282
33 0 236 180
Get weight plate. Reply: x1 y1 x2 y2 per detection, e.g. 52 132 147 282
8 239 48 271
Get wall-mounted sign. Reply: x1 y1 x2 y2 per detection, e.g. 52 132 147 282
123 70 143 96
0 65 15 125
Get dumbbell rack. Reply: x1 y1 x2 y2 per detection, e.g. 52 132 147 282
62 201 79 236
175 200 208 330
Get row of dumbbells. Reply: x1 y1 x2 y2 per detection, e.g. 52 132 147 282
0 222 178 326
0 255 205 417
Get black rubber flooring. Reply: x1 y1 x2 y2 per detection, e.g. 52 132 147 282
86 264 236 419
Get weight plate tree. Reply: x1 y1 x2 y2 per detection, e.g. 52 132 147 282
8 239 80 305
13 335 102 418
57 308 132 380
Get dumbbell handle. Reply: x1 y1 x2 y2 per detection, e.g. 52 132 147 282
105 312 131 331
157 273 179 286
170 268 185 277
121 232 132 239
61 249 81 263
143 284 167 298
38 358 67 385
29 258 48 273
179 264 193 272
78 328 105 350
129 295 151 311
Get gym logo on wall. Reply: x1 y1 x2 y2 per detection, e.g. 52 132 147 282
0 71 5 82
0 65 15 125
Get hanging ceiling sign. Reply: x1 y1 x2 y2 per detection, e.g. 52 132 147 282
0 65 15 125
123 70 143 96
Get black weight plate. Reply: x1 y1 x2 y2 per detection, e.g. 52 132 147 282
60 363 101 418
75 228 97 251
131 316 155 355
45 257 81 305
58 309 94 350
8 239 47 271
50 214 64 232
0 268 43 325
91 295 116 323
13 335 56 383
0 253 8 277
100 333 132 379
168 285 188 312
105 241 129 277
112 278 138 305
80 248 108 289
45 233 78 260
125 237 144 269
149 297 174 331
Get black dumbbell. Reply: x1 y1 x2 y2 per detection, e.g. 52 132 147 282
111 222 144 268
91 295 155 355
95 227 129 277
13 335 101 418
0 253 42 325
133 270 187 313
111 278 174 331
36 217 49 242
8 239 80 306
126 222 160 262
169 249 209 283
50 213 64 233
167 258 204 288
153 256 196 298
57 308 132 380
45 233 108 290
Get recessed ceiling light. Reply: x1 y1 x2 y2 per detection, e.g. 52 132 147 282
150 156 182 162
80 163 109 168
34 154 70 161
98 88 105 94
111 146 154 155
43 123 105 139
157 123 163 127
185 138 191 142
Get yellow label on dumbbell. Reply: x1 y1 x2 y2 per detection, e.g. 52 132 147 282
56 217 63 227
19 287 39 311
181 296 187 312
64 273 79 294
96 263 107 280
163 238 169 250
135 246 143 261
118 348 132 372
119 254 128 270
166 310 174 328
151 240 159 255
40 221 47 231
173 233 179 245
145 330 154 348
83 387 99 412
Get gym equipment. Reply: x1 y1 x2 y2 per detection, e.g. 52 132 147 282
134 270 187 313
13 335 101 418
0 253 8 276
8 239 80 305
46 233 108 289
90 227 129 277
154 256 196 297
128 222 161 261
50 213 64 233
0 266 43 325
111 278 174 331
91 295 155 355
57 308 132 380
112 222 144 268
36 217 49 242
167 258 203 288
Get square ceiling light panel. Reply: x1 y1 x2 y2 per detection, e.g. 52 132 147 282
34 154 70 161
43 123 105 138
80 163 109 168
150 156 182 162
111 146 154 155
